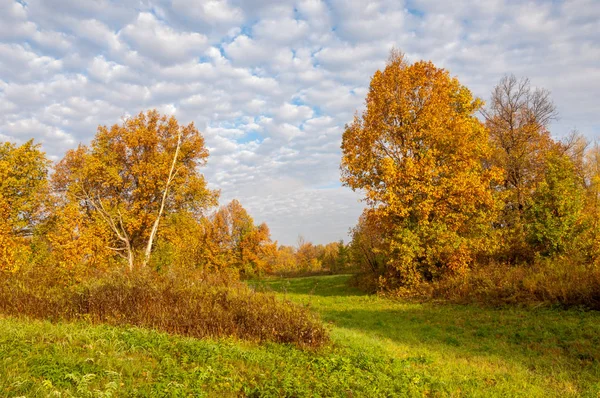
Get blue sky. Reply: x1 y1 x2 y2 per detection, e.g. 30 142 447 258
1 0 599 245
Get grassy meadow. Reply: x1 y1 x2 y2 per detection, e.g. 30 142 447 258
1 274 600 397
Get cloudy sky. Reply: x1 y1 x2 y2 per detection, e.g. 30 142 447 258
1 0 599 245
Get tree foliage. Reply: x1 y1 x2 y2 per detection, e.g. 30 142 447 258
53 110 217 269
205 199 276 275
341 51 498 286
344 52 600 296
525 153 585 256
483 75 560 261
0 140 49 271
348 210 386 275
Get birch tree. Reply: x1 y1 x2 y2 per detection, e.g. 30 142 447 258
53 110 217 270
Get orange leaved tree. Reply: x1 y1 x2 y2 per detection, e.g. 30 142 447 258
341 50 499 288
53 110 217 270
208 199 276 275
0 140 50 271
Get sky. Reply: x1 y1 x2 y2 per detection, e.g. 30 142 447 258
0 0 599 245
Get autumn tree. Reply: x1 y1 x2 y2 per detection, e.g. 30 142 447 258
0 140 50 271
348 209 387 275
319 241 347 272
53 110 217 270
341 50 498 287
208 199 276 275
483 75 559 261
295 237 322 271
525 152 585 256
578 142 600 263
269 245 297 273
42 200 115 279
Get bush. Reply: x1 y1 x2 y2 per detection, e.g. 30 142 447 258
0 266 328 348
430 259 600 309
352 257 600 310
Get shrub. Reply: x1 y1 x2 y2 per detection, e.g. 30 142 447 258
0 266 328 348
351 256 600 310
430 259 600 309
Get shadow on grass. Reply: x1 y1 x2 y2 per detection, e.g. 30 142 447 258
321 304 600 380
250 274 367 297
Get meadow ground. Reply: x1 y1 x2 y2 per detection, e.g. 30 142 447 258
2 274 600 396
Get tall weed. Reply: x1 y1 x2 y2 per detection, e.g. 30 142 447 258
0 266 328 347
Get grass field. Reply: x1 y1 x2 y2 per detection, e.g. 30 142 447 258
2 274 600 396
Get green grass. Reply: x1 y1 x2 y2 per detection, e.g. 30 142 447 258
2 274 600 396
252 275 600 397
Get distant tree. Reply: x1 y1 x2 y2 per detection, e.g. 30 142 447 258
334 240 350 272
295 236 322 271
53 110 217 270
208 199 276 275
319 241 342 271
341 50 498 286
270 245 297 273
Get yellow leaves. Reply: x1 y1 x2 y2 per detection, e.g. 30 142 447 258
342 49 499 285
0 198 27 272
0 140 50 235
189 199 276 275
46 202 113 275
54 110 217 266
0 140 49 272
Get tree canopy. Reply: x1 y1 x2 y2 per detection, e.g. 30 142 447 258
341 51 498 284
53 110 218 269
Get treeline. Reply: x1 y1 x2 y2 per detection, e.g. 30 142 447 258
342 50 600 306
269 238 350 275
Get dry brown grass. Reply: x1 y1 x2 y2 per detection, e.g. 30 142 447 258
431 260 600 309
0 266 328 347
354 258 600 310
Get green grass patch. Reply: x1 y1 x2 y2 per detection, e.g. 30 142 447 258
1 315 442 397
251 274 600 397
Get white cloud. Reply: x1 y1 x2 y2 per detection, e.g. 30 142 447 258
172 0 244 26
273 103 314 124
0 0 36 40
120 12 209 65
223 35 273 66
253 18 310 44
0 0 598 244
0 43 63 82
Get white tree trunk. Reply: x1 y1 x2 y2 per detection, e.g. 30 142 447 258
142 130 182 267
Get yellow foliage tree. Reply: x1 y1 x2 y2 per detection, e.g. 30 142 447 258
207 200 277 275
0 140 49 271
53 110 217 270
341 50 498 287
45 202 114 277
